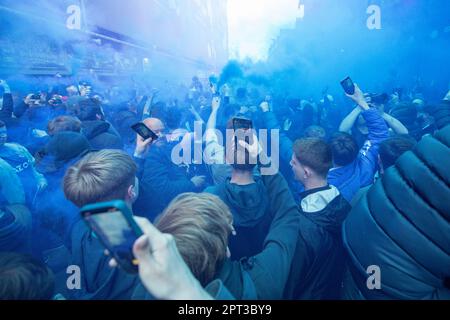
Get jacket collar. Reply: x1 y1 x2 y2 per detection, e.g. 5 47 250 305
300 185 341 213
299 185 332 200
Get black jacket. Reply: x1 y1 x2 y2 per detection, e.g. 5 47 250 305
217 171 300 299
205 176 273 260
284 185 351 299
82 120 124 150
342 125 450 300
133 140 197 221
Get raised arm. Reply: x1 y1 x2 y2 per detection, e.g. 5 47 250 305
339 107 362 133
250 171 300 299
238 137 300 299
382 112 409 135
204 97 225 165
346 84 389 186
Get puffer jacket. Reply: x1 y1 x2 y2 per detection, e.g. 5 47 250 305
342 125 450 300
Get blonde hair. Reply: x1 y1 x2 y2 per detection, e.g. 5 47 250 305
63 150 137 207
156 193 233 286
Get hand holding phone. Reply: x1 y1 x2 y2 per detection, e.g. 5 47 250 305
342 81 370 110
80 200 143 273
340 77 355 95
132 122 158 141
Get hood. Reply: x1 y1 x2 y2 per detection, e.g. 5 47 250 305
300 185 351 234
216 259 258 300
82 120 111 140
69 221 139 300
215 177 269 227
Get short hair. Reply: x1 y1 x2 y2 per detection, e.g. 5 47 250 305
293 138 332 177
47 116 81 136
329 132 359 167
77 98 103 121
304 125 326 139
0 252 54 300
63 149 137 207
155 193 233 286
379 135 416 169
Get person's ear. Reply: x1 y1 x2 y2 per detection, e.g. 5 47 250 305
304 166 313 180
127 184 137 203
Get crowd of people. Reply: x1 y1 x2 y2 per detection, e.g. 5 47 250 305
0 69 449 300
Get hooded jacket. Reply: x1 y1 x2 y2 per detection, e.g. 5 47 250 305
284 185 351 299
82 120 123 150
342 125 450 300
205 176 272 260
217 171 300 299
68 220 140 300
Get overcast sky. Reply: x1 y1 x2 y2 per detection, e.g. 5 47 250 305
227 0 302 61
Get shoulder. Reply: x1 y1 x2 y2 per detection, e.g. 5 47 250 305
204 185 220 195
4 143 31 156
0 157 13 170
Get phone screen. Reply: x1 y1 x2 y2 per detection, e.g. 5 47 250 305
83 207 142 273
341 77 355 95
132 123 158 141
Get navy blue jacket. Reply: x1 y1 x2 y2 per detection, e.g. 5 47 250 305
133 140 197 221
342 125 450 300
68 220 140 300
81 120 124 150
284 186 351 299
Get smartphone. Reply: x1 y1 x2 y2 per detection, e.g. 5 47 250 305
131 122 158 141
31 93 41 100
340 77 355 95
80 200 143 273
